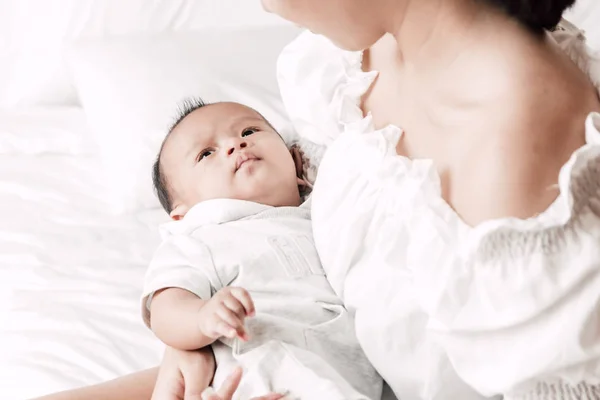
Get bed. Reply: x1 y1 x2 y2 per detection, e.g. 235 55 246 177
0 1 299 398
0 1 599 399
0 116 165 398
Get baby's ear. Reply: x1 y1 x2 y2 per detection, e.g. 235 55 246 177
169 204 189 221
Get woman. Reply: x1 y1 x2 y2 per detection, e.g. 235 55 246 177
38 0 600 399
268 0 600 399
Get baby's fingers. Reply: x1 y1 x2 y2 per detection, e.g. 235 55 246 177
223 296 247 320
213 320 238 339
235 326 250 342
217 307 244 329
216 307 250 341
230 288 255 317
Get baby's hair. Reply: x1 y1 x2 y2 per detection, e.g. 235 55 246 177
152 97 209 214
170 97 209 134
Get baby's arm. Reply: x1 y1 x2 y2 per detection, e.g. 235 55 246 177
150 286 255 351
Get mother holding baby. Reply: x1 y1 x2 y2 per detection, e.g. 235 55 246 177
42 0 600 399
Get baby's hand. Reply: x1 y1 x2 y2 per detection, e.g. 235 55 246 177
198 287 255 342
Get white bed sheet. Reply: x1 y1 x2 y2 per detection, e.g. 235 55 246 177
0 107 92 155
0 112 169 399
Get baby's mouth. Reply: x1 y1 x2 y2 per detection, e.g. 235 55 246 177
235 154 260 172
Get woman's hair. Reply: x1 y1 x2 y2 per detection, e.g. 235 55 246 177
485 0 576 32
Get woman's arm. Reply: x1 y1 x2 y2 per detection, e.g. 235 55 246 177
201 368 284 400
33 346 218 400
33 368 159 400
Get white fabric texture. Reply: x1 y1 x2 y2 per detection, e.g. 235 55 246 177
143 199 382 400
68 26 300 213
277 21 600 400
0 107 92 155
211 340 373 400
0 0 288 108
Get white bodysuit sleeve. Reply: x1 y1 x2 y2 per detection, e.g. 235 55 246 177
141 234 221 327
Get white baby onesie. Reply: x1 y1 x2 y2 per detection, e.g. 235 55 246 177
142 199 382 400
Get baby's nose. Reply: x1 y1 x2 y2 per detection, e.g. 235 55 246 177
227 140 248 156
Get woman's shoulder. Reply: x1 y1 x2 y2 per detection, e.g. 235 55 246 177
448 19 600 226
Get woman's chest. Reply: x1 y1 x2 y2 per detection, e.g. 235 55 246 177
361 45 513 159
359 53 588 224
311 130 462 272
360 69 491 211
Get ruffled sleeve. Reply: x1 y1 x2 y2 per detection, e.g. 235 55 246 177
414 115 600 398
276 31 377 147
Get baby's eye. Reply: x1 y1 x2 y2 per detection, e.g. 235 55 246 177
241 127 259 137
197 150 214 162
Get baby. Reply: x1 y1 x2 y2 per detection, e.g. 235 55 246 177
142 99 382 399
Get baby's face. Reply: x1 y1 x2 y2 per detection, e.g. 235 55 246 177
161 102 301 219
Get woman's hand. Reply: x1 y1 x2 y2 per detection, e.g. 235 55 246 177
201 367 286 400
152 346 215 400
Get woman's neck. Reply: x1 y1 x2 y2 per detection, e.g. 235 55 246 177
385 0 531 70
373 0 597 132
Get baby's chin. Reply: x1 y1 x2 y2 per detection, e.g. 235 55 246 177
222 188 292 208
197 172 299 207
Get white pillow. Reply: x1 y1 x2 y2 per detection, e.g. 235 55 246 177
69 25 301 214
0 0 288 108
